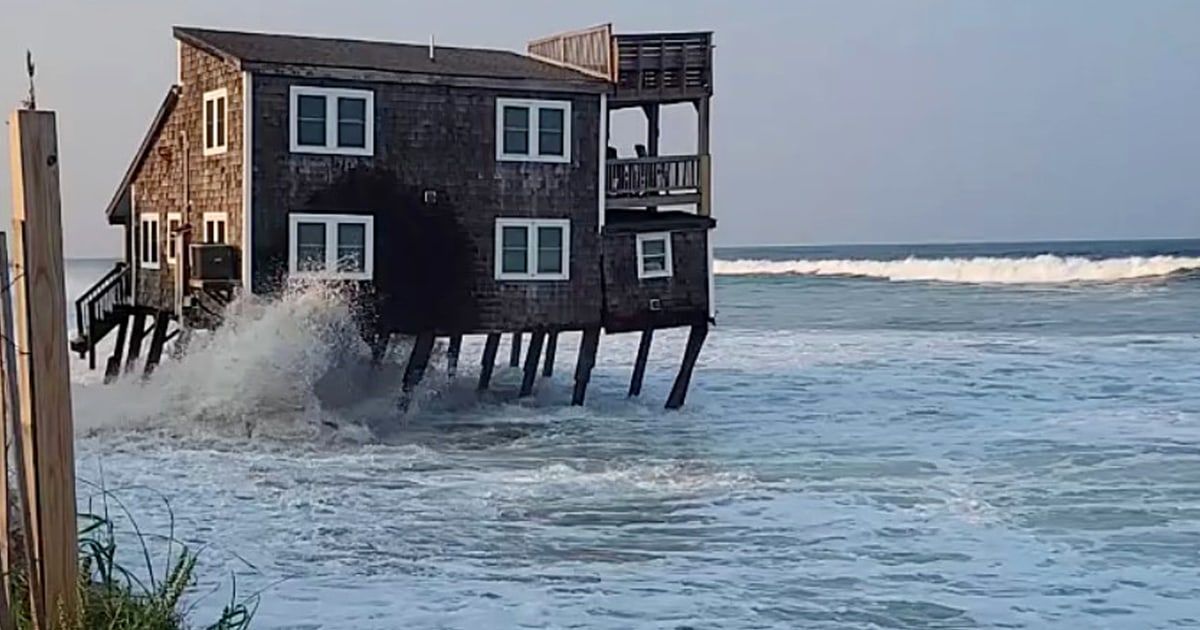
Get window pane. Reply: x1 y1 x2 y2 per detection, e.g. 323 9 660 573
538 108 564 156
297 95 326 146
642 239 665 257
338 97 366 122
337 223 367 272
296 222 327 271
501 225 528 274
338 121 365 148
205 100 215 149
216 97 226 146
536 226 563 274
502 106 529 155
643 255 666 273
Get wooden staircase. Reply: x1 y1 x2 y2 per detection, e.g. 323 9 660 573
69 262 131 369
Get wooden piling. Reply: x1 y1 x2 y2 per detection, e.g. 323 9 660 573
9 108 80 627
629 328 654 397
447 334 463 377
542 330 558 377
124 309 148 373
478 333 500 390
509 331 523 367
403 332 436 393
0 237 16 625
103 310 130 384
520 331 545 397
142 311 171 377
665 323 708 409
572 327 600 406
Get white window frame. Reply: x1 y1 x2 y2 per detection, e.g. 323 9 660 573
202 88 229 156
203 211 228 244
289 86 375 156
287 213 375 281
636 232 674 279
165 212 182 265
494 218 570 281
495 98 572 164
139 213 161 270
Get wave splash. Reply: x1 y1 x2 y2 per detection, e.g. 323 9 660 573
714 254 1200 284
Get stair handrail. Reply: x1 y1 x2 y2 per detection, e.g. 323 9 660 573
74 262 128 338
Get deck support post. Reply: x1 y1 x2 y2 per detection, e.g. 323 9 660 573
142 311 171 378
124 310 148 373
402 332 436 394
447 334 462 377
509 331 522 367
572 327 600 406
102 311 130 384
628 328 654 397
665 323 708 409
478 333 501 390
520 332 545 397
369 333 389 366
542 330 558 377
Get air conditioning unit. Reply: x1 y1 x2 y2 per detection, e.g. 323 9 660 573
190 244 238 281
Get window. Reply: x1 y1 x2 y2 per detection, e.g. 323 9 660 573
636 232 673 279
494 218 570 280
289 86 374 156
203 89 228 156
139 213 160 270
288 214 374 280
166 212 182 264
495 98 571 163
203 212 228 244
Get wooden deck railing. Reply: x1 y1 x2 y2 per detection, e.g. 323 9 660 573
71 262 130 367
607 155 702 196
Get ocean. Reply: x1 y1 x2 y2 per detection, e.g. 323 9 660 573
67 239 1200 629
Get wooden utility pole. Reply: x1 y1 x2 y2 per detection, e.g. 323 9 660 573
9 109 79 628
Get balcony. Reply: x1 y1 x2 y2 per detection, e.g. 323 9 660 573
606 154 710 214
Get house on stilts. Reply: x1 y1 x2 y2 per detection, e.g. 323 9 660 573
72 24 716 408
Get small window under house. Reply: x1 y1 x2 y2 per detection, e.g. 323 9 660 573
203 212 228 244
637 232 674 279
496 98 571 163
203 89 228 156
494 218 570 280
289 86 374 156
288 214 374 281
139 213 160 270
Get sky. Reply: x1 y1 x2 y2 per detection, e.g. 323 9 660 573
2 0 1199 256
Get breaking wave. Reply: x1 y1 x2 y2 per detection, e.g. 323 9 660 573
713 254 1200 284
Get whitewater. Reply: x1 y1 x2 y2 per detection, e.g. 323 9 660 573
68 239 1200 629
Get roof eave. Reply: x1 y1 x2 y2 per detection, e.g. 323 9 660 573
105 86 182 224
173 26 244 69
242 60 611 93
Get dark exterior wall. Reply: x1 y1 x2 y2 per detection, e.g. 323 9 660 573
249 74 602 335
132 42 243 309
601 227 711 333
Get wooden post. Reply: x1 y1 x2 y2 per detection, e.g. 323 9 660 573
103 310 130 384
9 108 80 627
665 323 708 409
629 329 654 397
695 97 712 217
0 238 15 626
478 333 500 390
520 332 545 397
509 331 523 367
402 332 436 393
142 311 170 378
446 334 463 378
124 310 148 373
572 327 600 406
542 330 558 377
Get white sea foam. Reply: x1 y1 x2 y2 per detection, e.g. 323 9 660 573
714 254 1200 284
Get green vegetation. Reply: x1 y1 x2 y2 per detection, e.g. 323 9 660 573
6 494 258 630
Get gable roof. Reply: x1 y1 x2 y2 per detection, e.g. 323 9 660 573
173 27 609 87
106 86 181 224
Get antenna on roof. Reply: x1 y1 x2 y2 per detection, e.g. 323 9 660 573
429 34 435 61
22 50 36 110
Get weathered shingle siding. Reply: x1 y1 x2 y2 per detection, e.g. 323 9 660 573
133 42 243 309
601 228 711 333
250 74 602 334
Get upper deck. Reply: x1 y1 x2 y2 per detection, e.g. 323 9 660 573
528 25 713 107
